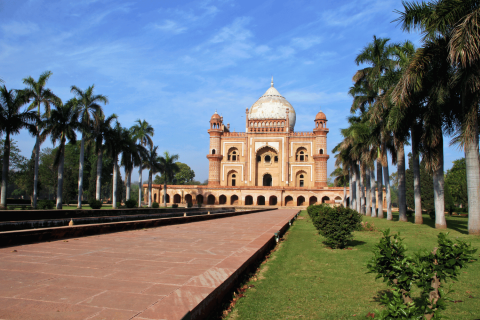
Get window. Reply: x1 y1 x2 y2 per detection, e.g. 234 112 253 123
300 151 304 161
232 151 237 161
300 180 304 187
232 174 236 186
212 149 215 154
274 156 278 162
265 155 271 163
300 174 304 179
320 149 324 154
257 155 261 162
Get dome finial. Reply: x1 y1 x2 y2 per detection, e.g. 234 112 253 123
271 76 274 87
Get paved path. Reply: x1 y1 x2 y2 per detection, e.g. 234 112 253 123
0 209 298 320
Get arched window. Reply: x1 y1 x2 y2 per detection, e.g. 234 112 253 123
320 149 324 154
299 174 304 187
265 155 271 163
296 171 307 188
212 149 216 154
263 174 272 186
232 151 237 161
257 155 261 162
274 156 278 162
228 171 238 187
296 147 308 162
232 174 236 186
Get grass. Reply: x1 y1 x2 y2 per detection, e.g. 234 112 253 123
225 211 480 320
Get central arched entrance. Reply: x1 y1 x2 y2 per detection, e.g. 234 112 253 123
263 174 272 186
257 196 265 205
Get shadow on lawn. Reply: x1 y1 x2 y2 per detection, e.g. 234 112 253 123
388 212 469 235
347 240 367 247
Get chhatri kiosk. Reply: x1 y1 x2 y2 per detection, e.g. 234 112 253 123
145 79 346 207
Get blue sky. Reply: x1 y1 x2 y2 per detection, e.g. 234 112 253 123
0 0 465 183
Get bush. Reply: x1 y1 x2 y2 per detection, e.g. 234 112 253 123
172 204 178 208
309 204 362 249
37 200 55 210
152 202 159 208
187 202 193 208
89 199 102 209
116 202 121 208
125 199 137 208
406 209 414 217
197 202 202 208
367 230 477 319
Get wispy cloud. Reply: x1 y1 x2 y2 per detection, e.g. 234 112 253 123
151 20 187 34
1 21 38 36
320 0 395 27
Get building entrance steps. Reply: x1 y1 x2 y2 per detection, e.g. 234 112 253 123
0 208 299 320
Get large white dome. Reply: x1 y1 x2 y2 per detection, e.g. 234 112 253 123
249 80 296 130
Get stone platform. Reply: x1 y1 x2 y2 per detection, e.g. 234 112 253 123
0 209 298 319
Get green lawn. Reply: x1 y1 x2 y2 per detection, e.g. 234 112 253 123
225 211 480 320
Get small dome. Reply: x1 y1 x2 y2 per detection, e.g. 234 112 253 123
315 111 326 120
211 110 221 120
249 79 296 129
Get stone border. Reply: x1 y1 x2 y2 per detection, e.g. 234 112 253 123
0 208 276 248
188 210 301 319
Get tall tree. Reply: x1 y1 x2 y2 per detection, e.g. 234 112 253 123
158 151 180 208
70 85 108 208
88 113 117 200
40 99 80 209
21 71 59 208
121 131 143 201
142 146 161 207
130 119 154 207
0 87 37 207
104 123 135 209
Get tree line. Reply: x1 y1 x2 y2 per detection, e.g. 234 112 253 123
0 72 189 209
331 1 480 235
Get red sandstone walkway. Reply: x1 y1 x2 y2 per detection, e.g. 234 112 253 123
0 209 298 320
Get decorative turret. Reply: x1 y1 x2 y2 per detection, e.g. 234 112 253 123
313 110 329 187
207 110 224 186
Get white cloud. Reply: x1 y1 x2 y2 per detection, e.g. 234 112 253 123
320 0 395 27
152 20 187 34
291 36 322 50
1 21 38 36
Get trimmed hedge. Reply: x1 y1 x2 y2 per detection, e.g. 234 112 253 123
37 200 55 210
307 204 362 249
89 200 102 209
152 202 159 208
125 199 137 208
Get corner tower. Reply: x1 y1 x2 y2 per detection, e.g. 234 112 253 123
207 111 224 186
312 110 329 187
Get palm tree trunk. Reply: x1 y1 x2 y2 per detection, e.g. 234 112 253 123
356 163 361 213
96 147 103 201
348 170 352 209
343 181 347 207
377 159 383 219
371 169 376 217
33 133 40 209
138 167 143 207
126 168 131 200
360 164 365 214
77 132 85 209
397 141 407 222
56 144 65 210
465 111 480 234
112 157 118 209
433 138 447 229
148 170 152 207
412 127 423 224
164 181 167 207
1 133 10 208
366 167 371 216
351 167 357 210
383 154 392 220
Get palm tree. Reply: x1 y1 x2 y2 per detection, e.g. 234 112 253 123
21 71 59 208
330 166 348 207
88 113 117 200
130 119 154 207
158 151 180 207
0 86 37 208
70 85 108 208
143 146 161 207
121 132 144 201
41 99 80 209
104 123 135 209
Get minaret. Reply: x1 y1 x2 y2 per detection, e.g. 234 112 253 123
207 111 224 186
313 110 329 187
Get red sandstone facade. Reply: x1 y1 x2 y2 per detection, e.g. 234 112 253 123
145 81 350 207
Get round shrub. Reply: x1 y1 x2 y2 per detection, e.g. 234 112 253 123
187 202 193 208
125 199 137 208
172 204 178 208
89 199 102 209
37 200 55 210
152 202 159 208
310 204 362 249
